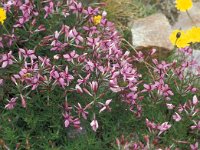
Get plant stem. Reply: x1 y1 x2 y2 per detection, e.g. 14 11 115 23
186 10 197 27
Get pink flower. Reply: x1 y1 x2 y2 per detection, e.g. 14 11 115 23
99 99 112 113
75 84 83 93
69 1 83 13
193 95 199 106
20 0 34 18
126 92 138 104
186 85 197 93
143 84 155 92
89 81 98 93
69 28 83 44
166 103 175 110
5 97 18 110
3 1 14 12
63 101 72 112
61 25 70 38
0 37 4 48
157 122 171 135
34 25 46 32
20 95 27 108
85 60 95 72
19 48 37 60
109 78 121 93
60 66 74 85
120 64 138 82
190 142 198 150
179 47 193 55
0 51 14 68
58 77 66 88
87 37 100 49
44 1 54 18
154 80 174 100
63 50 79 63
63 112 73 128
191 121 200 130
53 54 60 60
0 79 3 86
77 74 90 85
75 103 89 120
3 33 16 47
150 48 156 55
50 66 73 88
134 51 144 62
14 17 27 27
50 31 67 51
13 0 22 7
30 75 40 90
90 117 98 132
83 88 93 96
83 26 99 36
38 56 51 67
72 118 81 129
14 0 37 27
172 112 182 122
83 6 99 16
146 118 157 131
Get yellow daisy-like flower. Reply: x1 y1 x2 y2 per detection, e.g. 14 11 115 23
186 27 200 43
175 0 193 12
169 30 190 48
93 15 102 25
0 7 6 25
169 30 183 45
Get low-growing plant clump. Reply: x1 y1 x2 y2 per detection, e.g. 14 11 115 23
0 0 200 149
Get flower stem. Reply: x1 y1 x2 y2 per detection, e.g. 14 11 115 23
186 10 197 27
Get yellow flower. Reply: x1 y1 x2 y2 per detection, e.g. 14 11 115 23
93 15 102 25
169 30 190 48
169 30 183 45
0 7 6 24
186 27 200 43
175 0 193 12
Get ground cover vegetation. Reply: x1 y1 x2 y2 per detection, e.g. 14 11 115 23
0 0 200 149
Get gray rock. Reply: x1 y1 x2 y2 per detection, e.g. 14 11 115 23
131 13 173 50
187 50 200 75
173 2 200 30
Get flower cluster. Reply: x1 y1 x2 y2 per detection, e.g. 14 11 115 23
0 0 141 133
118 44 200 149
146 119 171 136
169 27 200 48
169 0 200 49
